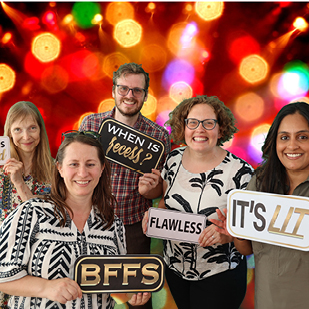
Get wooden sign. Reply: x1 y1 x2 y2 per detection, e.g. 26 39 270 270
98 118 165 174
227 190 309 251
74 254 165 293
146 207 206 244
0 136 10 165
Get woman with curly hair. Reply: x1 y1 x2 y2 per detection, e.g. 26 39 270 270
141 95 253 308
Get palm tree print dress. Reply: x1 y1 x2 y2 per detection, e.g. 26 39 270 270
161 147 253 280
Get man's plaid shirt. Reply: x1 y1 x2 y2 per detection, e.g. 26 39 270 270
79 108 171 225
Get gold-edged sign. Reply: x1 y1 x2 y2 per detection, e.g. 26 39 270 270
74 254 165 293
0 136 10 165
98 118 165 174
227 190 309 251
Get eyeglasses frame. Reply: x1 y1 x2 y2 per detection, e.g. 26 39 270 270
184 118 218 131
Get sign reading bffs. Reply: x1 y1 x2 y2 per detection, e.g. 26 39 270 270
146 207 206 244
0 136 10 165
98 118 165 174
74 255 165 293
227 190 309 251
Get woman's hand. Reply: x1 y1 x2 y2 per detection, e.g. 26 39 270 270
3 158 24 186
142 210 149 234
43 277 82 304
198 209 233 247
128 292 151 306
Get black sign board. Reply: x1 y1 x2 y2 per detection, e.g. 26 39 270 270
98 118 165 174
74 254 165 293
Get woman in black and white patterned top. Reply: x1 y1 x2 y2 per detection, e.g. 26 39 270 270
0 132 150 308
142 95 253 309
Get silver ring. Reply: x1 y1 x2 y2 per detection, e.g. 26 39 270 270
212 235 215 239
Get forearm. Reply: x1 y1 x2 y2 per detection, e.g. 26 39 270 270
14 181 34 202
234 238 253 255
0 275 49 298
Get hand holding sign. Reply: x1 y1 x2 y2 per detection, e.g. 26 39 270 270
0 136 10 165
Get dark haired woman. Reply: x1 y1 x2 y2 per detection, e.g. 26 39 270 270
141 95 253 308
213 102 309 309
0 132 150 308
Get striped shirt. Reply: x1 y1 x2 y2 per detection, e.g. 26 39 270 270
79 108 171 225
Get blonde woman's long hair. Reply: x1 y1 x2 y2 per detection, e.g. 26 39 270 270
4 101 53 183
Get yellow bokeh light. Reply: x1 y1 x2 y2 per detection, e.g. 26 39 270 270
63 14 73 25
140 44 167 73
293 17 308 31
195 2 224 21
235 92 264 122
185 4 193 12
290 97 309 104
2 32 12 44
167 22 192 55
77 112 95 129
141 94 157 121
148 3 156 10
32 32 61 63
114 19 142 48
156 96 178 114
98 98 115 113
239 54 268 84
106 2 134 26
92 14 103 24
103 52 130 78
169 81 193 104
0 63 16 93
269 73 282 97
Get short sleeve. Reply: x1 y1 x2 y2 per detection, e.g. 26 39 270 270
0 200 37 283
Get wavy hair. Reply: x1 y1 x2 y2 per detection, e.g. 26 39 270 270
48 133 115 229
112 62 149 93
166 95 238 146
256 102 309 194
4 101 53 183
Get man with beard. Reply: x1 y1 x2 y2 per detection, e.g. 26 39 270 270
79 63 170 308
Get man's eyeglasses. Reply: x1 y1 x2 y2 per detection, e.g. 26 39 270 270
116 85 146 98
61 130 100 143
185 118 218 130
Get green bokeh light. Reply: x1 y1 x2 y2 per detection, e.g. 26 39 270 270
72 2 101 29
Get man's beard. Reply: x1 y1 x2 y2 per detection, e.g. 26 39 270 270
115 98 143 117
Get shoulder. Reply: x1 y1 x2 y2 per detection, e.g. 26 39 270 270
224 151 254 171
80 111 112 130
140 115 169 137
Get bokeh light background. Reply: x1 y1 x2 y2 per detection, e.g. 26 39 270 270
1 2 309 308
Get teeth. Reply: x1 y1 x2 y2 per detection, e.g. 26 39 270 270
286 153 302 158
75 181 89 184
124 100 135 105
194 137 208 141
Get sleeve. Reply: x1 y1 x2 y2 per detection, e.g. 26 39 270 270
114 216 127 255
0 200 38 283
245 174 258 191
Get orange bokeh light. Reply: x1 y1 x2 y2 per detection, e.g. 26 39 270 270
0 63 16 93
40 65 69 94
103 52 130 79
239 54 268 84
141 94 157 121
235 92 265 122
195 2 224 21
106 2 134 26
140 44 167 73
31 32 61 63
114 19 142 48
98 98 115 113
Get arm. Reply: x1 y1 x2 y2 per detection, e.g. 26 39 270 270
3 158 34 201
0 276 82 304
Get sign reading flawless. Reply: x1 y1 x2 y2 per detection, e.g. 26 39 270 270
74 255 165 293
146 208 206 244
227 190 309 251
98 118 165 174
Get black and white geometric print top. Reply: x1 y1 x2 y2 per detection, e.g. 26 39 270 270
0 198 126 309
161 147 253 281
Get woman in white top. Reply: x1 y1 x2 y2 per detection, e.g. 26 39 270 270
141 95 253 309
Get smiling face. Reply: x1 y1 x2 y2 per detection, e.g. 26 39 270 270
276 112 309 177
10 115 40 155
184 103 221 154
57 142 104 204
112 73 148 119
